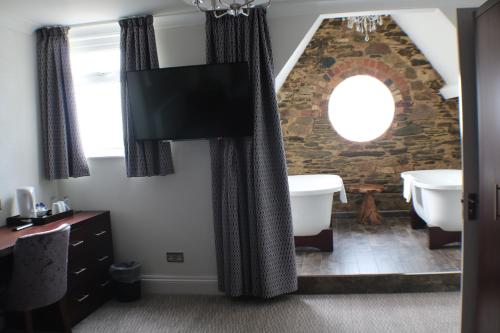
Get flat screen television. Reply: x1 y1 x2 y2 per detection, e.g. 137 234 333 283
126 62 253 141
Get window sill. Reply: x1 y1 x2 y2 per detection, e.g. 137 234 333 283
87 155 125 159
85 149 125 159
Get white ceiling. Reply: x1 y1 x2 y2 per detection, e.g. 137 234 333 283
0 0 192 28
1 0 484 30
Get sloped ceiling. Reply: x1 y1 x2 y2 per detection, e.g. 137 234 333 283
392 10 459 98
275 9 462 99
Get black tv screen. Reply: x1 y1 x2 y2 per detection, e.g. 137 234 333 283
126 62 253 141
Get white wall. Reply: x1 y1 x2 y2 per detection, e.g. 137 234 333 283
57 20 314 292
57 144 217 291
268 14 318 78
57 24 219 293
58 20 324 294
0 22 57 226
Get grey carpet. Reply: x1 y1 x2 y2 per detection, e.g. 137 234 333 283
74 292 460 333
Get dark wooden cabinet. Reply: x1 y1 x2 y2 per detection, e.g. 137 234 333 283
66 211 114 325
0 211 114 330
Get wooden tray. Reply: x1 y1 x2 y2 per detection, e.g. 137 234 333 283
6 210 74 227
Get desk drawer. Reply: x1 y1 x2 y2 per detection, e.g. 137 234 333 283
67 288 97 325
67 277 112 325
89 218 112 247
68 263 94 292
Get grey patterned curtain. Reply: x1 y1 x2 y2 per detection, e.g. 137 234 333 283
119 16 174 177
206 8 297 298
36 27 90 179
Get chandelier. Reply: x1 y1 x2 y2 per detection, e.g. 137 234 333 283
344 15 383 41
193 0 271 17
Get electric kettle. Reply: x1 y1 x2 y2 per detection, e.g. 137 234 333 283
16 187 36 218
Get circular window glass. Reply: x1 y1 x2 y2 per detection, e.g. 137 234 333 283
328 75 395 142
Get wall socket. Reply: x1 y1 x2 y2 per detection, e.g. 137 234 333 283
166 252 184 263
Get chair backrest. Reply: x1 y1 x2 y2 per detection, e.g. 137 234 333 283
5 223 71 311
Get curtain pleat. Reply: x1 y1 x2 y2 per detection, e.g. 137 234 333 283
206 8 297 298
119 15 174 177
36 27 89 179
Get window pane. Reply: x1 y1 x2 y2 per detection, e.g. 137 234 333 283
71 47 124 157
328 75 395 142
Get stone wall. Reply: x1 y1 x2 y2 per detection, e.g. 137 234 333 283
278 17 462 212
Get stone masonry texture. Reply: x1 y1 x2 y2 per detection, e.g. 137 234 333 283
277 17 462 212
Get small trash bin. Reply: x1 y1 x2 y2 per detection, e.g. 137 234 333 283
109 261 141 302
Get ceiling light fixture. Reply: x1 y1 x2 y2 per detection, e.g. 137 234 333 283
344 15 384 41
193 0 271 18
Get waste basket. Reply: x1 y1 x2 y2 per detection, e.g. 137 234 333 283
109 261 141 302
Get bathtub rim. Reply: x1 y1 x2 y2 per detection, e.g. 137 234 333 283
288 174 345 197
401 169 462 191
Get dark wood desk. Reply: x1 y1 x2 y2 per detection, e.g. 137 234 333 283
0 211 103 256
0 211 114 330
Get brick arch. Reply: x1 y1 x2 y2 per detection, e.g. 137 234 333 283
314 59 413 135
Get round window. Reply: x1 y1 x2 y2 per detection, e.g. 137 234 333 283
328 75 395 142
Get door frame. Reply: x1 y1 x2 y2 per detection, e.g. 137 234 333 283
457 7 479 333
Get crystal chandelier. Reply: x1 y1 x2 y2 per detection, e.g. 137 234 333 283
193 0 271 18
344 15 384 41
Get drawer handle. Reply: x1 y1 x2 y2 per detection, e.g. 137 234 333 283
94 230 107 237
100 280 111 287
76 294 89 303
73 267 87 275
98 255 110 262
70 240 85 247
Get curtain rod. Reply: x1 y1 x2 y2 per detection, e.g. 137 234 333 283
67 9 199 29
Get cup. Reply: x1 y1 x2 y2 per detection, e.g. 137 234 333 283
57 201 67 213
52 202 61 215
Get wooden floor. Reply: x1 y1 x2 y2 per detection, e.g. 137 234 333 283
296 215 461 275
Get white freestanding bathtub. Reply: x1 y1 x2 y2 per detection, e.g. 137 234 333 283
401 169 463 232
288 175 347 236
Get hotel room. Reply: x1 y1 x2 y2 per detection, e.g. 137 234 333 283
0 0 498 332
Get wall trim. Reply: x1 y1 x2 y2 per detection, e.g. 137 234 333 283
154 11 204 30
141 274 221 295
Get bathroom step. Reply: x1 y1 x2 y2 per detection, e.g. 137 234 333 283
296 272 460 294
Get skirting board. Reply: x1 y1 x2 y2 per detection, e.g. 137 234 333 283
141 275 221 295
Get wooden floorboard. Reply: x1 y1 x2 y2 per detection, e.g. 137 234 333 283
295 215 462 275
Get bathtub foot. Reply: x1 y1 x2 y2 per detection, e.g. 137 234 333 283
294 229 333 252
410 209 427 229
428 226 461 249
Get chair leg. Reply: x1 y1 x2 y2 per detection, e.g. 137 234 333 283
24 310 33 333
58 297 72 333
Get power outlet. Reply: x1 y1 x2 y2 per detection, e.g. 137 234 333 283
166 252 184 263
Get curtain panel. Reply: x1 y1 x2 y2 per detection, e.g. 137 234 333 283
119 15 174 177
206 8 298 298
36 27 89 179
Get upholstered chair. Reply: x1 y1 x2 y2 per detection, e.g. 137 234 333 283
3 223 72 333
